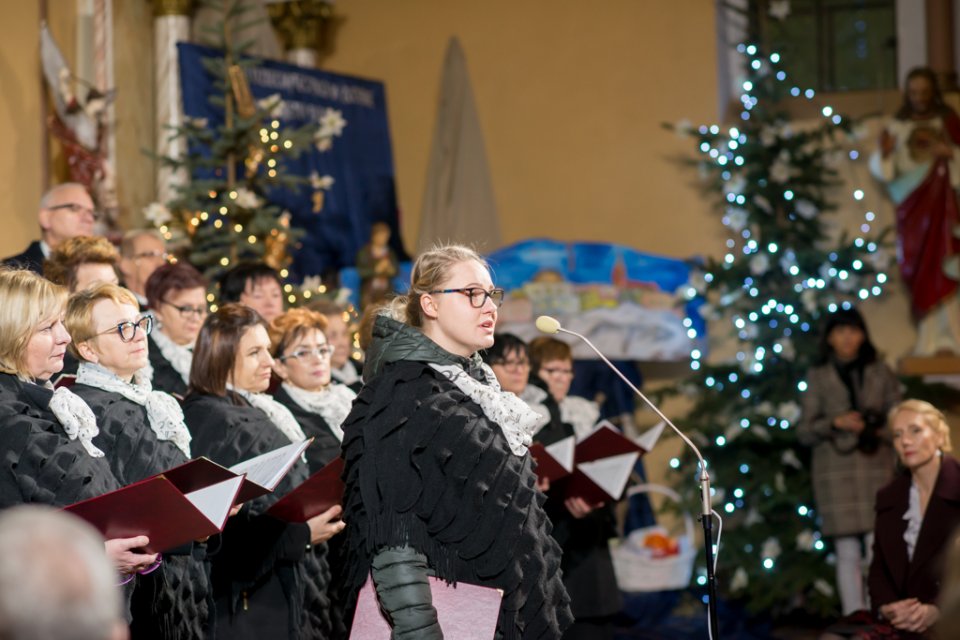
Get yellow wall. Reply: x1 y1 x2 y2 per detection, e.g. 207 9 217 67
322 0 724 259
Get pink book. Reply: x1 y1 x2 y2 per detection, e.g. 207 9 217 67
350 575 503 639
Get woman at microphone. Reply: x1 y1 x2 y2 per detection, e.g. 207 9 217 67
182 304 344 640
340 244 572 638
64 283 213 639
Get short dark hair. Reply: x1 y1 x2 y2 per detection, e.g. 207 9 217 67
481 333 528 365
218 262 282 304
145 262 207 310
817 306 877 364
189 303 265 396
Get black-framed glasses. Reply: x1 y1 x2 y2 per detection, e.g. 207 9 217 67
93 316 153 343
492 358 530 371
47 202 101 221
541 366 574 377
162 301 208 320
427 287 505 308
279 345 336 362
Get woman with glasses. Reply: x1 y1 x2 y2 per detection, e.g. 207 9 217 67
269 308 356 473
183 304 345 640
526 336 621 640
144 263 208 397
340 244 572 638
64 283 212 639
0 269 157 597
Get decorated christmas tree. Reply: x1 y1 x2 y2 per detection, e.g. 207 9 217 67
666 42 894 616
146 0 346 302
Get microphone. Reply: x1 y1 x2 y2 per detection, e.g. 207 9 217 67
535 314 720 638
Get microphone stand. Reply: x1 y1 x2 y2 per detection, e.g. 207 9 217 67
546 321 720 639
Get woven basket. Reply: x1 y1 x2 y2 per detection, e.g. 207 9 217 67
611 483 697 592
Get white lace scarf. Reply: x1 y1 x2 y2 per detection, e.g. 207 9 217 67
76 362 192 458
229 386 307 444
331 361 360 386
280 382 355 442
428 362 540 457
150 329 194 384
45 383 105 458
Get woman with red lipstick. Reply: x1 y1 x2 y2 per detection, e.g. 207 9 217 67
340 244 572 639
268 308 356 472
64 283 212 639
0 269 157 592
823 399 960 639
799 307 900 616
182 304 345 640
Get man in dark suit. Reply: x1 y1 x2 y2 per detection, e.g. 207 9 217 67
3 183 98 273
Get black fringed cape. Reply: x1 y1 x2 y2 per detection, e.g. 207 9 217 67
340 316 573 639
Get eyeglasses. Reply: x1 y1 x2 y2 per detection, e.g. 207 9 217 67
493 358 530 371
162 301 208 320
92 316 153 343
133 251 170 262
47 202 101 221
427 287 505 308
279 345 336 362
542 367 574 377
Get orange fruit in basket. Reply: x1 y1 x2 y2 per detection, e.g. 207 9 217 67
643 532 680 558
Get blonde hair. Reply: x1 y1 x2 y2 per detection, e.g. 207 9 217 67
0 269 67 378
890 398 953 452
44 236 120 292
64 283 139 359
384 244 488 327
268 308 329 357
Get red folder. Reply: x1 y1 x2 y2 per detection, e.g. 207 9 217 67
529 435 576 483
160 438 312 505
64 473 244 554
350 575 503 639
563 421 644 505
266 457 345 522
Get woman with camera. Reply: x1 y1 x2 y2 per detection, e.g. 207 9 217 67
799 307 901 616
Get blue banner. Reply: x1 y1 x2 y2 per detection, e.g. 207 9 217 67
178 43 406 278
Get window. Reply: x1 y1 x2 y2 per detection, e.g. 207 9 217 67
758 0 897 92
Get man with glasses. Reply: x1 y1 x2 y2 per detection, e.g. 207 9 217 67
118 229 169 309
3 183 98 273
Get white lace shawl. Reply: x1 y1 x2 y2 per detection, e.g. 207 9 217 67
331 361 360 386
280 382 355 442
428 362 541 457
150 329 194 384
46 384 105 458
76 362 192 458
229 386 307 445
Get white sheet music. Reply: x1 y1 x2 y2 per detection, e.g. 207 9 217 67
545 436 575 472
635 421 665 452
578 452 638 500
228 440 311 490
184 476 245 527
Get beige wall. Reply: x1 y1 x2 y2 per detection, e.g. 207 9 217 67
324 0 725 261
